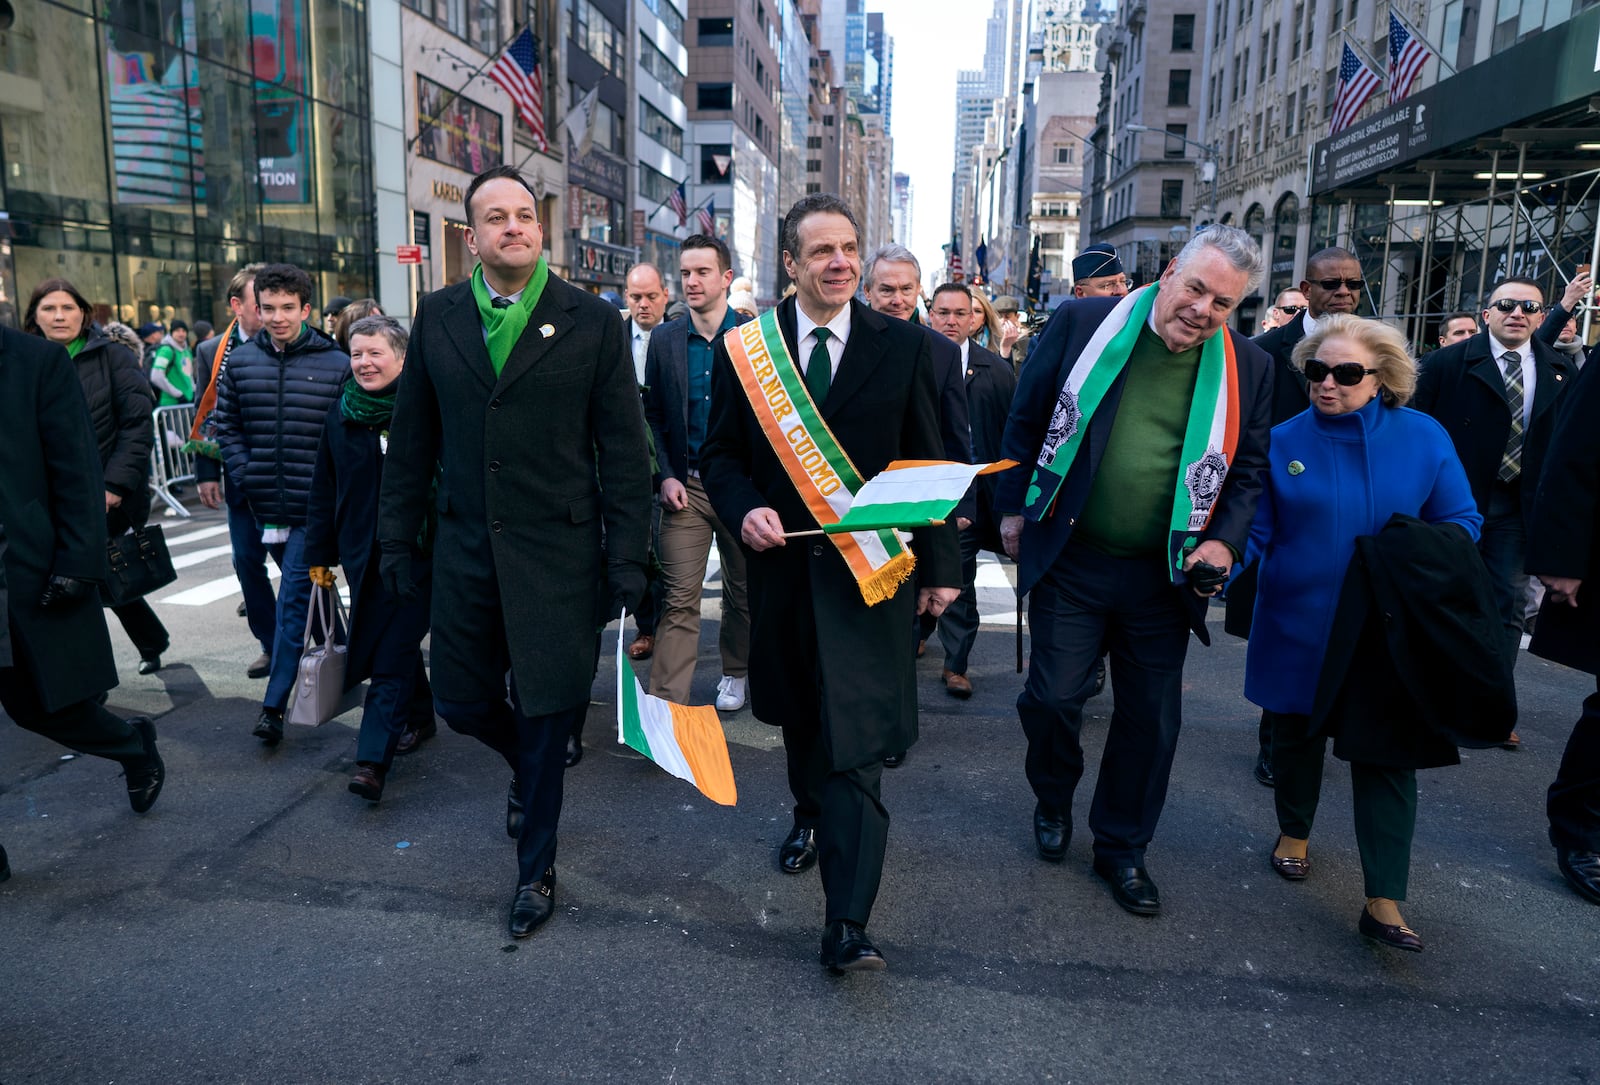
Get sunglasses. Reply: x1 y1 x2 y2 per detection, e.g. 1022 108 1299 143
1313 278 1366 292
1304 359 1379 386
1488 298 1545 314
1275 304 1306 315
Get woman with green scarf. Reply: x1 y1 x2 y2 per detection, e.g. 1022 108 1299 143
303 315 437 802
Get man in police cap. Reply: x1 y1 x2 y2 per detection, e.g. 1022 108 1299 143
1071 244 1131 299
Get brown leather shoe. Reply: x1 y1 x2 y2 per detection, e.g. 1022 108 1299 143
395 718 437 756
915 639 927 658
1500 731 1522 750
942 669 973 698
627 635 655 660
349 763 385 802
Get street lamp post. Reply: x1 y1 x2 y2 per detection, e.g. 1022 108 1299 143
1124 124 1218 212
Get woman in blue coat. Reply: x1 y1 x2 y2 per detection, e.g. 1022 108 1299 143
1245 315 1481 952
303 316 436 802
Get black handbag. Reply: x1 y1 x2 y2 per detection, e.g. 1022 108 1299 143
102 525 177 607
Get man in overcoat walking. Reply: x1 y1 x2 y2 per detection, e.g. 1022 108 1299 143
378 166 652 938
700 193 960 973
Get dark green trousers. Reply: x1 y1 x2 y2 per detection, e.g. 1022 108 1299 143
1267 710 1417 900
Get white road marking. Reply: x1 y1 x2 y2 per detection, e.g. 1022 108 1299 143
158 566 280 606
164 524 232 547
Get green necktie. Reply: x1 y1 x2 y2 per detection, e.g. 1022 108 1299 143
806 327 832 404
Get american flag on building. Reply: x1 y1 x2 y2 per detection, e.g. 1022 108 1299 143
1387 13 1432 105
948 240 964 281
667 181 688 227
1330 42 1382 135
489 28 547 151
698 198 716 236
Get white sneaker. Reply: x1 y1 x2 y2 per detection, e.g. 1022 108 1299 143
715 674 747 712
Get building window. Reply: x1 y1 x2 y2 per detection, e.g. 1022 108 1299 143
1171 13 1195 50
1161 179 1185 218
639 34 685 97
697 17 734 47
697 83 733 110
1285 91 1297 135
639 97 683 156
1164 123 1188 157
639 163 677 204
700 142 733 182
1055 146 1075 164
640 0 685 41
1168 69 1191 106
408 0 499 54
571 0 623 70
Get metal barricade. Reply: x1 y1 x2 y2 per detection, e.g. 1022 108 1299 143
148 404 199 518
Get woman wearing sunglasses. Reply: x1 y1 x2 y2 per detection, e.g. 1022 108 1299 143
1242 314 1485 952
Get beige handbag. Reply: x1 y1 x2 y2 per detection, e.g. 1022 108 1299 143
286 586 363 726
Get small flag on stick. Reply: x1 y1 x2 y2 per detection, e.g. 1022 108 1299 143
823 459 1017 536
617 614 737 806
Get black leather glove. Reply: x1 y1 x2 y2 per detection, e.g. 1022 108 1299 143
39 574 93 609
379 540 417 601
1185 559 1230 595
606 558 648 621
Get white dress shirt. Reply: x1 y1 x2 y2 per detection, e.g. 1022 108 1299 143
630 320 653 386
1299 309 1320 338
796 304 851 378
1489 334 1536 427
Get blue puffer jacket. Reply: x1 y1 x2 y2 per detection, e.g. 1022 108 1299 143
213 323 349 526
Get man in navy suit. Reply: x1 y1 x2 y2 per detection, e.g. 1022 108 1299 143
996 226 1274 917
642 234 752 711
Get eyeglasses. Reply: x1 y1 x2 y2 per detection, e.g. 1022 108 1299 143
1275 305 1306 315
1313 278 1366 293
1304 359 1379 386
1488 298 1545 315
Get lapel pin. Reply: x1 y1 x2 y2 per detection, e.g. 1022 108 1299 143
1288 460 1305 476
539 323 555 339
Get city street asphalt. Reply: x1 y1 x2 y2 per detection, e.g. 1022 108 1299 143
2 505 1597 1083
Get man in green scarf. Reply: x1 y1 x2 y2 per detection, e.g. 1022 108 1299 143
378 165 652 941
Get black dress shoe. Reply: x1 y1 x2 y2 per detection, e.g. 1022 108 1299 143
252 708 284 746
506 776 525 839
819 920 886 974
565 735 584 768
349 763 386 802
1092 656 1107 696
1 843 11 883
1033 803 1069 862
124 717 165 814
883 750 905 768
1557 849 1600 905
1254 749 1276 788
509 868 556 938
395 719 437 756
137 655 163 676
1093 859 1160 916
778 824 817 874
1358 906 1424 952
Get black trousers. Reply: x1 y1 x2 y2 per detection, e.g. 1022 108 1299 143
1549 676 1600 854
785 717 888 928
1016 541 1190 867
0 652 144 765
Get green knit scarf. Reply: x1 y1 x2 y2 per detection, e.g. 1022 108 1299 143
470 257 549 376
341 379 398 428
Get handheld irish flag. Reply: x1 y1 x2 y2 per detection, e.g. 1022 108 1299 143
616 614 737 806
817 459 1017 536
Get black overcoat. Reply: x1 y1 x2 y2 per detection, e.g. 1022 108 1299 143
1528 352 1600 674
1411 331 1576 522
1312 515 1516 768
699 296 960 769
0 326 118 709
963 339 1018 554
304 399 432 687
377 273 652 711
1251 309 1313 427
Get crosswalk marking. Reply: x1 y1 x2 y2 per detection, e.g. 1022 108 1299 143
158 566 280 606
171 543 238 570
164 524 232 547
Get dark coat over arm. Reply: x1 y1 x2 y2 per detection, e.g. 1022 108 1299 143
698 296 960 768
1528 353 1600 674
377 274 652 712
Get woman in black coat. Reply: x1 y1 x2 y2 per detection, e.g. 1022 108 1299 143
24 279 171 673
304 316 435 802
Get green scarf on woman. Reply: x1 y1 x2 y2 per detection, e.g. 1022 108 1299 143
65 336 86 359
470 257 549 376
341 379 397 427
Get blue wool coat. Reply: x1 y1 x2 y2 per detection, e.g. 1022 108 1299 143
1243 396 1481 715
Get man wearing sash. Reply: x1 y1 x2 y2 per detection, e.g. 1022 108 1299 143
997 226 1273 917
378 166 652 938
700 193 960 973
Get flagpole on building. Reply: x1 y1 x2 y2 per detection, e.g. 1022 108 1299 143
1391 7 1456 76
512 81 599 173
1345 32 1388 87
645 177 693 221
408 25 528 154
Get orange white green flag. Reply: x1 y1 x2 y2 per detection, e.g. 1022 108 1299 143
616 613 737 806
824 458 1017 536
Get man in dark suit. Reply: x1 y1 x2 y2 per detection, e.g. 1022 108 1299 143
0 324 165 833
642 234 751 711
700 193 960 973
926 282 1017 698
378 165 652 939
1413 276 1578 733
623 263 668 661
1528 351 1600 905
997 225 1273 917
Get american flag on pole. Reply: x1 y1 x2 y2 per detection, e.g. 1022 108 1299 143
698 198 716 236
1330 42 1382 135
1387 13 1431 105
668 181 688 227
948 240 964 281
489 28 547 151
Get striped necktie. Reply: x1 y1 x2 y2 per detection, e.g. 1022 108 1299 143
1499 351 1524 482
